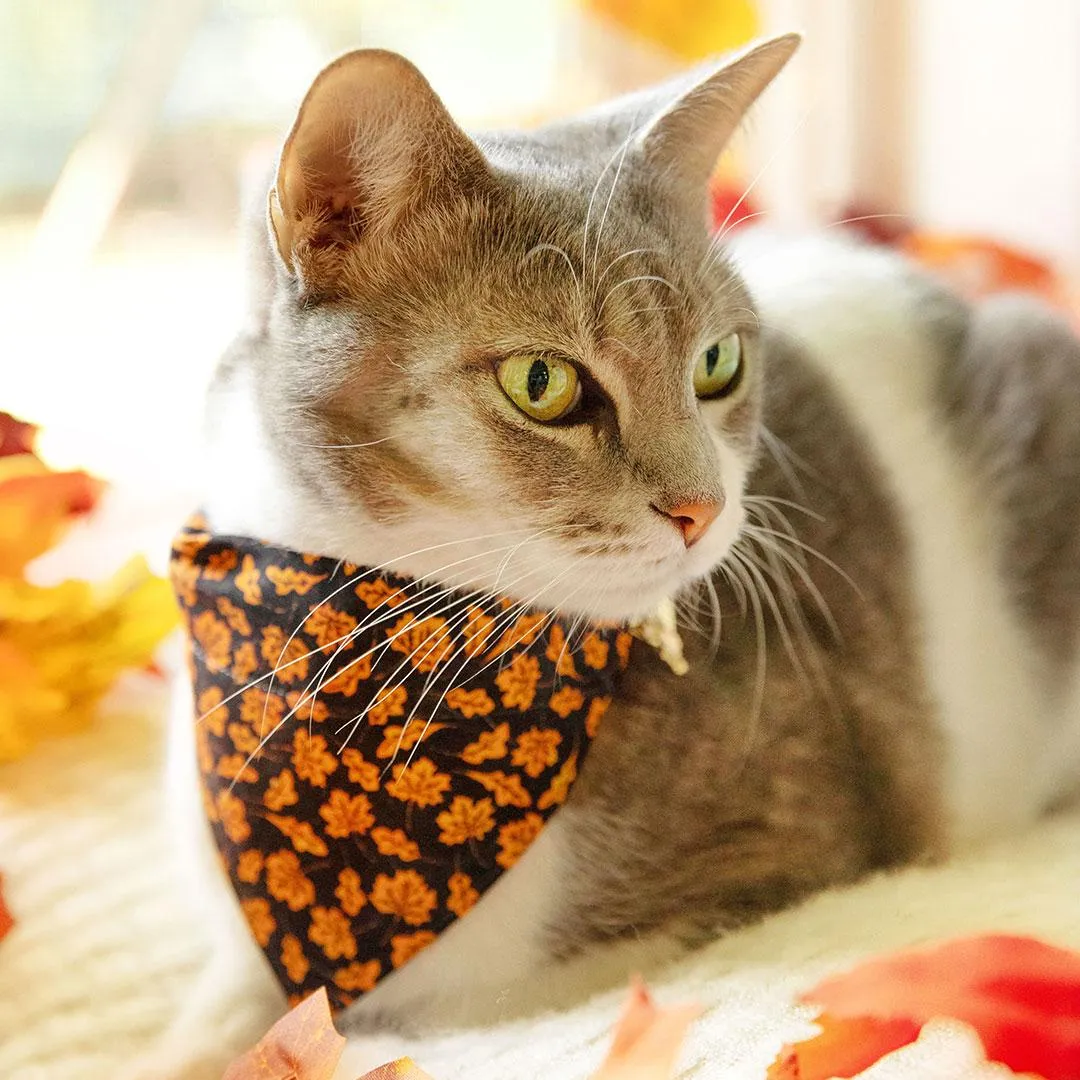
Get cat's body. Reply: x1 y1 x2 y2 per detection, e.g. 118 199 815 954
148 38 1080 1080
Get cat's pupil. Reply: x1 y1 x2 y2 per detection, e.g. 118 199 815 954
705 343 720 375
527 359 550 402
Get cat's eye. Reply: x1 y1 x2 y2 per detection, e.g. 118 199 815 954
497 354 581 422
694 333 743 399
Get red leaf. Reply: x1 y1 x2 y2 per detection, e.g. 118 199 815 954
770 934 1080 1080
224 988 345 1080
0 875 14 942
0 412 37 458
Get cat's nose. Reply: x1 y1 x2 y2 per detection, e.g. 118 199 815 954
652 498 722 547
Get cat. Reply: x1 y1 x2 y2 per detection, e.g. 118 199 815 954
144 33 1080 1080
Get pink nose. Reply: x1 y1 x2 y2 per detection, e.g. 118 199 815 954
653 499 722 548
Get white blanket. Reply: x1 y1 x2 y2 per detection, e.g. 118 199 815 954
2 675 1077 1080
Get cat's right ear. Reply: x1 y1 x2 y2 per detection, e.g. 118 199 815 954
269 49 489 284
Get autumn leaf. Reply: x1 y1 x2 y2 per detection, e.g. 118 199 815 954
592 978 700 1080
357 1060 436 1080
223 987 345 1080
768 934 1080 1080
0 875 14 943
0 411 36 458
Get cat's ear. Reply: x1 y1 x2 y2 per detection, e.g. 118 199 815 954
269 49 489 278
639 34 799 217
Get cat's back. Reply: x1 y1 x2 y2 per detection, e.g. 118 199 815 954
731 231 1080 843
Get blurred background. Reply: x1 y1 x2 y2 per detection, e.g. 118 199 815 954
2 0 1079 512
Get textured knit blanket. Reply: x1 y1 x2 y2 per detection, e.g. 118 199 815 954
2 674 1078 1080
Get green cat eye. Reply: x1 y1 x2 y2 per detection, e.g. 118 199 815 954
497 354 581 422
694 333 743 399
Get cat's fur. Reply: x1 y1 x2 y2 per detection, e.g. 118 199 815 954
143 36 1080 1080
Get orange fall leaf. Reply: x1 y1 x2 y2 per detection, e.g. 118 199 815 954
0 875 14 943
769 933 1080 1080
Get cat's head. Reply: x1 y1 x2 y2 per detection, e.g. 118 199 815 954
214 37 798 622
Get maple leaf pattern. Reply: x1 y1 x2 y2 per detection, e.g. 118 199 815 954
171 518 629 1013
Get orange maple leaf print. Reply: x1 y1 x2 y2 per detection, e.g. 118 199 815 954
460 722 510 765
216 790 251 843
340 749 380 791
389 614 454 673
280 932 310 983
355 578 406 610
235 553 263 604
266 564 327 596
512 727 562 778
218 596 253 635
192 610 232 672
334 960 381 993
335 868 367 916
203 548 239 581
444 687 495 718
285 689 330 724
549 685 585 719
267 813 331 856
386 758 450 808
538 751 578 810
436 795 496 845
489 612 548 658
545 623 580 678
228 721 260 755
375 721 444 760
308 906 358 960
615 631 633 667
265 850 316 911
582 631 610 670
586 695 610 738
320 653 373 694
241 897 276 947
370 826 421 862
197 685 228 736
264 769 299 811
291 730 338 787
466 769 532 808
260 626 311 685
495 653 541 710
462 606 497 657
391 931 436 969
231 641 258 683
171 558 199 607
366 684 407 726
496 812 544 869
304 605 358 651
370 870 437 927
215 753 258 784
447 871 479 918
319 789 375 838
239 687 285 731
236 849 264 884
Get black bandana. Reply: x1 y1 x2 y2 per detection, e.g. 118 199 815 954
169 515 630 1011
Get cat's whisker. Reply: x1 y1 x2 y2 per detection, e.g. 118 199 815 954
256 536 546 748
394 567 596 777
699 105 812 282
725 549 767 768
197 527 554 728
590 118 640 288
299 435 398 450
745 520 863 602
522 242 581 297
599 274 680 319
595 247 661 292
375 555 590 771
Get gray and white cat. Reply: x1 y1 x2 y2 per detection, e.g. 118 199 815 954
149 34 1080 1080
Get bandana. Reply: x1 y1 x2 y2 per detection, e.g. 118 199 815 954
169 515 631 1011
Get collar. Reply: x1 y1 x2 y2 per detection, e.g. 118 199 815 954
169 514 631 1011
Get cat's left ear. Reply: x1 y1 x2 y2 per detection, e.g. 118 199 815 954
639 34 800 218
